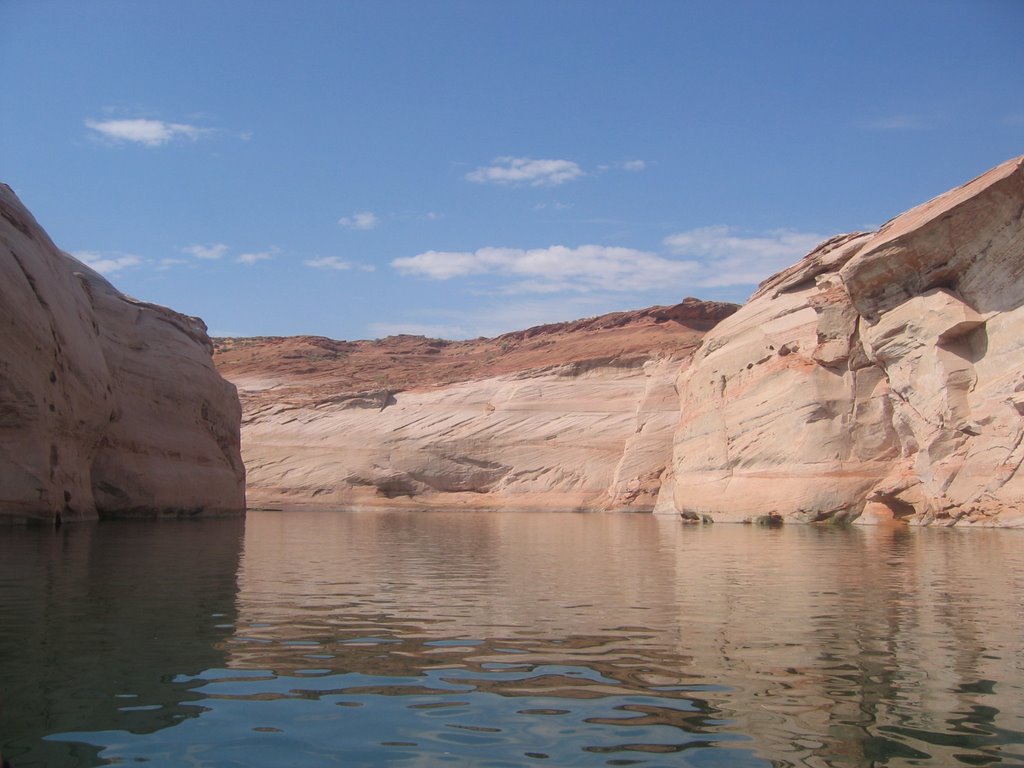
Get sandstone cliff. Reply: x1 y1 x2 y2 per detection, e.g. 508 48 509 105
664 156 1024 527
216 157 1024 526
0 184 246 523
214 301 737 511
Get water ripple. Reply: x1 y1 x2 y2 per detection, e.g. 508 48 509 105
2 511 1022 767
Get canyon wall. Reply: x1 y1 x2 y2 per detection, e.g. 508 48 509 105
218 303 736 512
217 155 1024 526
664 156 1024 527
0 184 245 523
241 358 681 512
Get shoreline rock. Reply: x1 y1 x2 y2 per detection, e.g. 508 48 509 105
0 184 246 523
664 155 1024 527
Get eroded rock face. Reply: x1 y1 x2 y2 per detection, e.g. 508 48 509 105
239 359 684 511
0 184 245 523
666 156 1024 527
216 301 737 512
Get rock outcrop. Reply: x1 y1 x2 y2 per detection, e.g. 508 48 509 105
0 184 245 523
665 156 1024 527
214 301 737 511
216 157 1024 526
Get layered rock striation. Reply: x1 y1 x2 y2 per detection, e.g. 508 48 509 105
0 184 245 523
665 156 1024 527
217 156 1024 526
215 301 737 511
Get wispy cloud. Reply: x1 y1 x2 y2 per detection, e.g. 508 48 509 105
85 118 207 146
368 321 473 339
392 245 698 293
620 160 646 171
306 256 353 270
338 211 379 230
391 225 823 298
369 295 620 340
237 251 273 265
181 243 230 260
471 296 619 336
178 243 276 267
71 250 144 275
466 157 584 187
663 226 823 287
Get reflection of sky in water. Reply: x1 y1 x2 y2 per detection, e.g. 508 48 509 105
55 672 760 767
3 510 1023 766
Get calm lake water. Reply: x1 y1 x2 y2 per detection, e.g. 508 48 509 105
1 510 1023 767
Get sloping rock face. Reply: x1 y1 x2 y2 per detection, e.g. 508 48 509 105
0 184 245 523
215 301 737 511
666 156 1024 527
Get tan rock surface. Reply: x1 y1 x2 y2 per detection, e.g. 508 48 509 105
666 156 1024 526
0 184 245 523
214 301 737 511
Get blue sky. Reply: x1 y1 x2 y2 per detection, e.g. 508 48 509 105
2 1 1022 340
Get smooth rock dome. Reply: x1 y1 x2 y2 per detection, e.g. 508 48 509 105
666 155 1024 527
0 184 246 523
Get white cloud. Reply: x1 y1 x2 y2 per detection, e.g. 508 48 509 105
71 250 144 275
305 256 353 271
621 160 646 171
178 243 277 267
391 226 823 298
181 243 230 260
394 250 483 280
85 118 206 146
663 226 823 287
237 251 273 265
466 157 584 187
338 211 379 230
392 244 699 293
158 257 188 270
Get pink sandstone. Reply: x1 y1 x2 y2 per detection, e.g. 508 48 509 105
0 184 245 523
664 156 1024 527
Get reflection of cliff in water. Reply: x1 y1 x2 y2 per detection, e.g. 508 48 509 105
229 511 1024 765
661 524 1024 766
0 518 244 767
